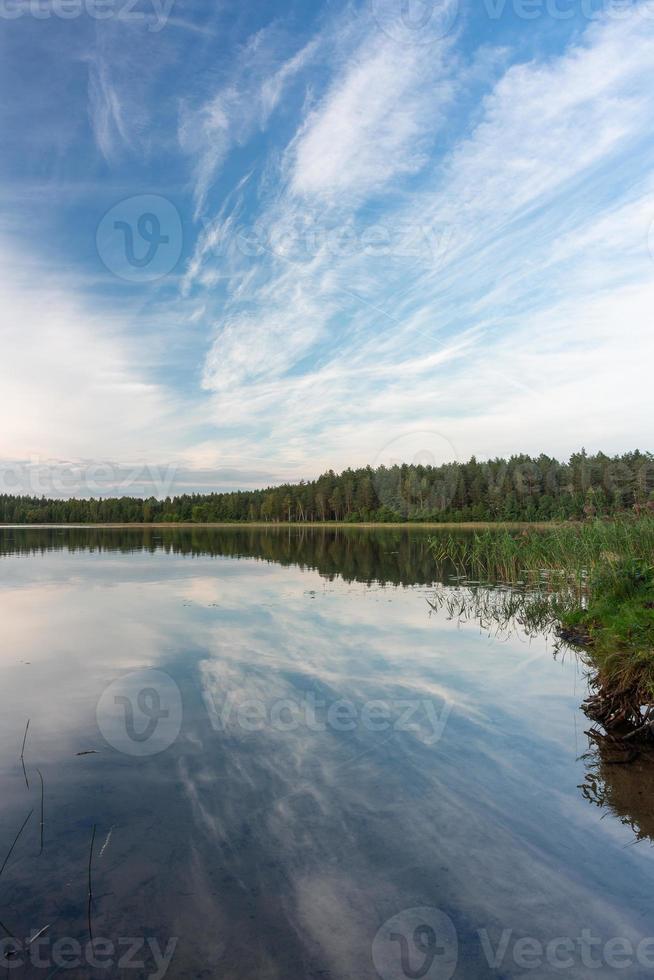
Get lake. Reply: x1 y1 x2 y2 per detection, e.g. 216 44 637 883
1 526 653 979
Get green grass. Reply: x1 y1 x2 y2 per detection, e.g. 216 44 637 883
429 517 654 591
429 518 654 731
561 559 654 701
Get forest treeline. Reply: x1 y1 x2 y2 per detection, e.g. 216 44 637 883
1 450 653 525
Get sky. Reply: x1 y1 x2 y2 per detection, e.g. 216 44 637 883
1 0 653 497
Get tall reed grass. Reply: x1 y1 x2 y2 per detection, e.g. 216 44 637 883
429 518 654 593
429 518 654 733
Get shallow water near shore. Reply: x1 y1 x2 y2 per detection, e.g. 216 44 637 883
1 526 654 979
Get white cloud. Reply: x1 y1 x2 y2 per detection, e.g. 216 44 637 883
260 39 320 118
288 34 453 205
193 8 654 478
0 243 180 465
179 34 319 219
425 12 654 229
203 300 331 394
5 3 654 493
87 57 129 163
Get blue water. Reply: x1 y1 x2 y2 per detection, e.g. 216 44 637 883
0 527 652 979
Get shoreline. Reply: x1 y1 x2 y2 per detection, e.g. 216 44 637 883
0 520 563 530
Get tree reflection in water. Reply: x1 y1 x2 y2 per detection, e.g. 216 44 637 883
579 734 654 845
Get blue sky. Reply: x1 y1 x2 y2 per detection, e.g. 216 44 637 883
1 0 653 496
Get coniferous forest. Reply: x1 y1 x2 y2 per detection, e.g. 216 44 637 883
1 450 653 525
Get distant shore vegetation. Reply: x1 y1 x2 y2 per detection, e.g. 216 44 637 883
1 449 653 525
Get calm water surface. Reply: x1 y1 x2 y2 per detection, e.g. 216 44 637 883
1 526 654 979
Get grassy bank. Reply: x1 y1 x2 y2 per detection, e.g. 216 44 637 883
429 518 654 738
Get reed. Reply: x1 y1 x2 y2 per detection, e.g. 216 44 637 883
429 517 654 739
429 517 654 591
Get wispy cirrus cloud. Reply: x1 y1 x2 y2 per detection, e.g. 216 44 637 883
186 7 654 475
286 33 454 205
3 0 654 491
179 31 320 219
87 56 130 162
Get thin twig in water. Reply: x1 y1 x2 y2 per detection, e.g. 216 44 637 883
36 768 44 854
20 719 30 790
0 919 16 940
99 826 114 859
27 924 51 946
0 809 33 879
87 824 96 942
